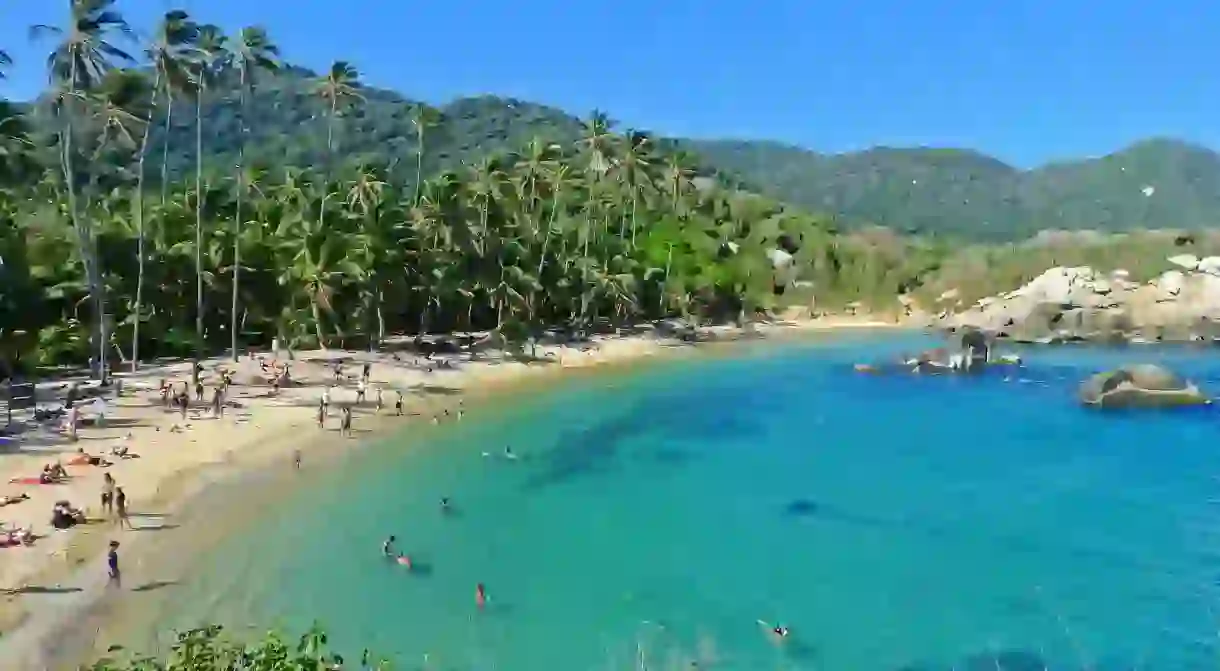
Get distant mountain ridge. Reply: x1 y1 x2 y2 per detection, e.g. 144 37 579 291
682 137 1220 240
34 65 1219 241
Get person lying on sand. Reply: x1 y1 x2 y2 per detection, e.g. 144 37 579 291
67 448 112 468
0 493 30 506
1 525 34 547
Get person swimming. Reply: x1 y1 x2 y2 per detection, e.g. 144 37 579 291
504 446 517 460
396 553 413 569
475 583 487 610
382 535 397 557
440 497 451 514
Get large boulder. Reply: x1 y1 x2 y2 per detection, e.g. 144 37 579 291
1078 364 1210 409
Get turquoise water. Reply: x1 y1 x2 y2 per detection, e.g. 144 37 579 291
142 335 1220 670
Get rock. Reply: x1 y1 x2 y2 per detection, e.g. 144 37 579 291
1168 254 1200 271
941 263 1220 343
1078 364 1210 409
1199 256 1220 276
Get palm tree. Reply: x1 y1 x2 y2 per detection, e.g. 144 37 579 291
31 0 135 382
228 26 279 361
312 61 363 165
409 103 440 207
188 24 226 382
130 10 199 370
310 61 362 319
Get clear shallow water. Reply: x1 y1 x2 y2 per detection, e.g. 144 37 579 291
136 336 1220 670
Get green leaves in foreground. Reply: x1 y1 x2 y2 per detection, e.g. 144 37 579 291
87 623 392 670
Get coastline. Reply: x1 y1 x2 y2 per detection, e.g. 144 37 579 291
0 317 906 669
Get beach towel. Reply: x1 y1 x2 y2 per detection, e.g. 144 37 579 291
9 477 52 485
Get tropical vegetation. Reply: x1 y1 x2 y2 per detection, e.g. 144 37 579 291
85 624 387 671
1 1 953 382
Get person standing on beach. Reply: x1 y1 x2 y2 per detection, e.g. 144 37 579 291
195 379 205 402
362 362 371 381
101 472 116 518
107 540 122 588
341 406 353 437
211 386 224 417
293 449 302 470
356 378 367 405
317 399 326 429
395 391 404 416
114 487 132 529
321 386 332 417
375 387 383 413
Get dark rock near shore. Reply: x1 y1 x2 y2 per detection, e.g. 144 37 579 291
1079 364 1210 408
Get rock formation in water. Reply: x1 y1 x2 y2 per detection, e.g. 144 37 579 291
1078 363 1210 409
940 256 1220 343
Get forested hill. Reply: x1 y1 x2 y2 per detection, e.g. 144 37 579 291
69 65 1220 241
685 138 1220 240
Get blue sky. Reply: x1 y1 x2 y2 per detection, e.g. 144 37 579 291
1 0 1215 167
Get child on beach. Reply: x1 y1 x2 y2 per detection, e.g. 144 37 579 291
107 540 121 588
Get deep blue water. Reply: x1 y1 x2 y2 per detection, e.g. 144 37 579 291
135 334 1220 670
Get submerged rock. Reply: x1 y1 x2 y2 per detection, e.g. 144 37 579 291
1078 364 1211 409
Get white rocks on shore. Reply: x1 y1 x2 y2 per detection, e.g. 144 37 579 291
942 256 1220 341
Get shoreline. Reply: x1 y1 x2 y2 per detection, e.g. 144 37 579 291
0 317 907 669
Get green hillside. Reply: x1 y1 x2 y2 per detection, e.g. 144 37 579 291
21 66 1217 241
685 137 1220 240
75 65 1213 241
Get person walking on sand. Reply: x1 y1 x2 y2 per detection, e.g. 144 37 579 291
395 391 404 416
114 487 132 529
293 449 302 470
375 387 383 413
356 378 367 405
321 386 332 416
195 379 205 402
211 386 223 418
317 399 326 429
107 540 122 588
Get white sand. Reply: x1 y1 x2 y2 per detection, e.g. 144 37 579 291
0 317 904 668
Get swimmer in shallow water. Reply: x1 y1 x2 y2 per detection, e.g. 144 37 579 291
440 497 451 514
504 446 517 460
758 620 790 645
382 535 397 557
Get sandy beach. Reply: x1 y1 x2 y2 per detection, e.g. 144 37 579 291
0 317 904 669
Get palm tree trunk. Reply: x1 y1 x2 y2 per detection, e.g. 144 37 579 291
160 85 174 207
231 68 247 362
193 85 205 388
311 297 326 348
413 128 424 207
60 61 105 382
131 67 164 371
